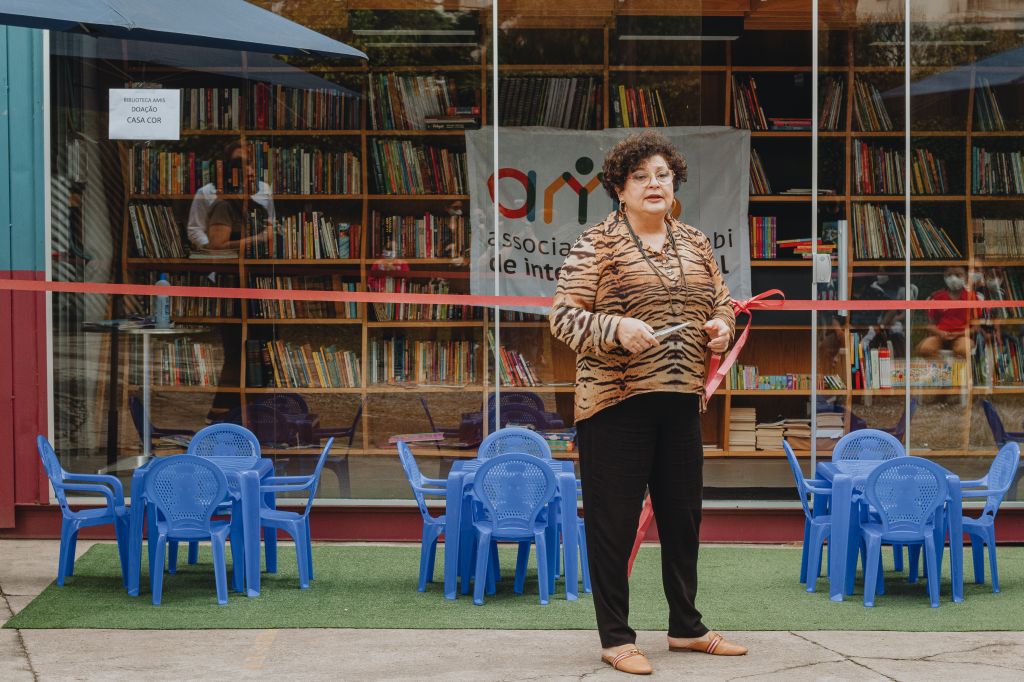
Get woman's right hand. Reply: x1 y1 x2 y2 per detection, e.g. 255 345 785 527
615 317 658 354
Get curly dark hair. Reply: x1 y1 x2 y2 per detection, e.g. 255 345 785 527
600 130 688 200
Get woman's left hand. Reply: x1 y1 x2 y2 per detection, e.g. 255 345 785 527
704 318 731 354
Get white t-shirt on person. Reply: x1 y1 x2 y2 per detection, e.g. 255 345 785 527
186 182 276 249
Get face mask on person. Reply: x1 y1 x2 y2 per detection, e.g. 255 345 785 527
875 275 889 285
986 277 1002 290
944 275 965 291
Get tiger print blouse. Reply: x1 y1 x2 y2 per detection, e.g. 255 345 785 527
549 210 736 423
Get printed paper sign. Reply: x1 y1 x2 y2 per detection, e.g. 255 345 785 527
108 88 180 140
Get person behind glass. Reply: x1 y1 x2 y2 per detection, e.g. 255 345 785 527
549 131 747 676
915 266 977 358
186 141 275 253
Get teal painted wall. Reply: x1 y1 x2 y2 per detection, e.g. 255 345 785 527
0 26 45 273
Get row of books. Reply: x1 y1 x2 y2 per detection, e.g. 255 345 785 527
370 211 467 259
973 218 1024 258
852 141 949 195
974 78 1006 133
853 79 894 132
130 272 240 319
749 216 777 259
731 76 767 131
819 78 844 131
368 73 463 130
368 336 478 386
488 330 540 387
749 148 771 194
851 203 962 259
850 335 894 390
246 339 361 388
612 85 667 128
128 203 188 259
129 148 242 195
369 139 466 195
247 276 353 319
499 77 602 129
248 142 361 195
731 76 847 132
181 87 241 131
973 328 1024 387
140 339 223 387
727 364 843 391
972 147 1024 195
978 267 1024 319
245 213 360 260
248 82 360 131
367 277 481 321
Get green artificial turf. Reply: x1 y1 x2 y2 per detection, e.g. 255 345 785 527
6 544 1024 630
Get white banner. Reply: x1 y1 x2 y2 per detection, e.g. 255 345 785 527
466 127 750 313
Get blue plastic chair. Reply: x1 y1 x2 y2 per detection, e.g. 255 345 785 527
859 457 949 608
959 442 1020 592
478 427 552 460
171 423 261 569
257 437 335 589
783 440 833 591
832 428 905 461
36 436 130 587
144 455 239 605
470 452 557 606
397 441 448 591
982 400 1024 501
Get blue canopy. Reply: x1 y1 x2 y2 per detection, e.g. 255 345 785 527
883 46 1024 99
0 0 367 60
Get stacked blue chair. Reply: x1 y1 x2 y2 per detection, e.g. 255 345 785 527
959 441 1020 592
783 440 833 591
982 400 1024 501
144 455 239 605
470 452 557 605
257 438 335 589
172 423 260 571
859 457 949 608
397 441 448 591
36 436 130 587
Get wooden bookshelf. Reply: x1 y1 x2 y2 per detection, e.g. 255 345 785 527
114 10 1024 462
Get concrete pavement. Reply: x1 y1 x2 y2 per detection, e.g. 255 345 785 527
2 539 1024 681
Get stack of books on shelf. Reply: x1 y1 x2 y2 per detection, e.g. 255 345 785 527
368 336 477 386
369 73 465 130
370 211 467 258
973 328 1024 387
130 272 240 319
613 85 667 128
248 83 359 130
182 87 240 130
425 106 481 130
129 147 242 195
972 146 1024 195
768 117 811 131
853 79 894 131
974 218 1024 258
978 267 1024 319
749 148 771 195
488 329 539 387
974 78 1006 132
731 76 767 130
784 416 842 452
755 418 785 451
819 77 844 131
246 339 360 388
247 141 360 195
368 276 480 321
729 363 843 390
247 275 340 319
499 77 602 129
135 338 222 387
749 217 777 259
852 141 948 195
369 139 466 195
246 213 359 260
728 406 757 449
851 203 962 259
777 238 836 260
128 203 187 258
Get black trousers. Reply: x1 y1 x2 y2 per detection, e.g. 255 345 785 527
577 391 708 648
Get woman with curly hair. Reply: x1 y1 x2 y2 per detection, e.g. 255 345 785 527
549 130 747 674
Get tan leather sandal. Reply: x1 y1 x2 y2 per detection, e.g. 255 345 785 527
669 631 748 656
601 648 653 675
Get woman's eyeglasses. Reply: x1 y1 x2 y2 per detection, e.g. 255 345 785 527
629 170 674 185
